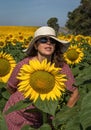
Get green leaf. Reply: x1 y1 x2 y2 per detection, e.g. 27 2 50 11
80 91 91 129
0 82 6 89
2 91 10 100
86 83 91 91
21 125 36 130
0 111 8 130
38 123 51 130
71 66 80 76
34 98 58 116
0 98 7 112
53 106 79 127
5 99 32 115
74 65 91 86
65 115 80 130
24 108 41 113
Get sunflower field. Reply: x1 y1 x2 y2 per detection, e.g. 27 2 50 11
0 26 91 130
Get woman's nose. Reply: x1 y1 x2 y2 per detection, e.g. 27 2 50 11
46 39 51 44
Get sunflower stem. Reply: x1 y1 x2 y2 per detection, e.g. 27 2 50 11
42 112 48 124
70 64 73 69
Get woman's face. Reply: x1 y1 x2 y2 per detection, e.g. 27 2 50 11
35 37 56 57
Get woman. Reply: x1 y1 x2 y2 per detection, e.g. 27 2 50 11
3 26 79 130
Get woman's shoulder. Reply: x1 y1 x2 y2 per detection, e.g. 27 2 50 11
15 57 31 68
61 62 73 75
19 57 33 64
62 62 70 69
18 57 30 64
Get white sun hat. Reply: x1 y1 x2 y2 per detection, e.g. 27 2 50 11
25 26 70 53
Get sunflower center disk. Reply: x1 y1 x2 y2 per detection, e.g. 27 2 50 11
0 42 4 46
0 58 11 76
67 49 79 61
30 70 55 94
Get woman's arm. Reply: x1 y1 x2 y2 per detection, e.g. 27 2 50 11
6 63 20 94
7 58 29 94
61 63 80 107
67 87 79 107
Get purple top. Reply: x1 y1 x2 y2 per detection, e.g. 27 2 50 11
3 57 76 130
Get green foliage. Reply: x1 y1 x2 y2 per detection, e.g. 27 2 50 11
0 111 8 130
52 106 81 130
0 42 26 63
47 17 59 35
34 97 58 116
5 99 32 115
80 91 91 129
0 82 10 112
66 0 91 35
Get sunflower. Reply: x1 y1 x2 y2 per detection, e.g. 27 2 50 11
17 59 67 102
0 41 6 48
74 34 84 42
64 45 84 65
0 37 6 48
0 52 16 83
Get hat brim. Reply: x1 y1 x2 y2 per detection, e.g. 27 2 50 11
25 35 70 53
50 36 70 53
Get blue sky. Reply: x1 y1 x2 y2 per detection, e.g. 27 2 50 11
0 0 80 27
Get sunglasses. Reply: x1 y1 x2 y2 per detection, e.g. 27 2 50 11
37 37 56 44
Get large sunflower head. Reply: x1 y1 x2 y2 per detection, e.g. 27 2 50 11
17 59 67 102
0 52 16 83
64 45 84 65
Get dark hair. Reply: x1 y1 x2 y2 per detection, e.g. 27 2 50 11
52 42 65 67
26 46 37 57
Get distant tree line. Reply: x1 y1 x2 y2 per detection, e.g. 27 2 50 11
66 0 91 36
47 0 91 36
